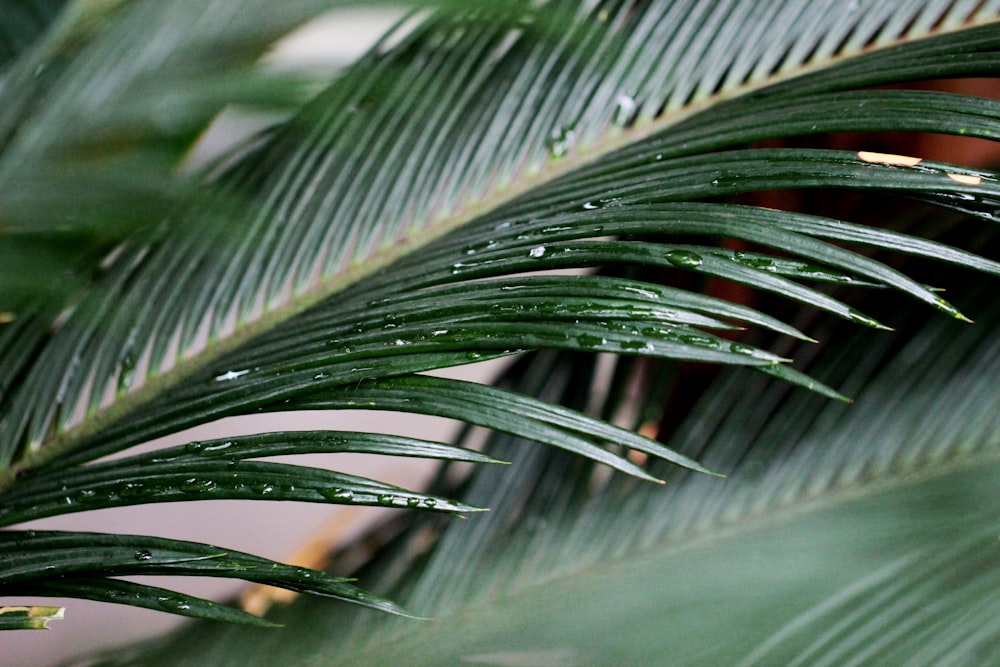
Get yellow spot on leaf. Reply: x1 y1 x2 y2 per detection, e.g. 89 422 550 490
857 151 923 167
0 312 14 323
947 173 982 186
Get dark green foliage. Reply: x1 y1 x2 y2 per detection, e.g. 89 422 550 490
0 1 998 657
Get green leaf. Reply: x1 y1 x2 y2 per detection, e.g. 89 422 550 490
0 530 412 619
0 457 483 526
5 577 279 627
0 605 64 631
283 374 722 479
123 244 1000 665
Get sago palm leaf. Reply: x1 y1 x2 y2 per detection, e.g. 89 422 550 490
115 235 1000 665
2 0 1000 630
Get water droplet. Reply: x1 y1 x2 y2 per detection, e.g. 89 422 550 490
378 494 396 506
118 482 147 499
407 497 421 507
582 201 598 210
665 250 704 268
158 596 192 612
180 478 217 494
134 550 153 561
529 246 547 258
117 348 137 392
186 440 235 456
423 498 438 508
319 488 354 502
619 340 655 352
613 93 638 127
313 372 328 380
466 351 483 360
729 343 755 355
251 482 275 495
394 338 406 346
548 125 576 158
215 369 250 382
680 333 716 347
577 334 607 347
75 489 98 503
431 329 449 336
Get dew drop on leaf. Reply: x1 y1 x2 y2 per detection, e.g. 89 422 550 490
180 478 217 494
612 93 638 127
547 125 576 158
319 488 354 502
214 369 250 382
680 333 715 347
75 489 98 503
665 250 704 268
577 334 607 348
158 596 192 612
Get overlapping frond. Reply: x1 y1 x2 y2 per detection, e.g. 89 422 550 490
126 238 1000 665
2 0 1000 629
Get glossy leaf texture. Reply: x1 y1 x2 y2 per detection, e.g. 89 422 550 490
3 0 1000 628
0 530 412 624
120 235 1000 666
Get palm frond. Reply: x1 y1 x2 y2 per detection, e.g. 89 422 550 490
2 0 1000 629
123 234 1000 665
